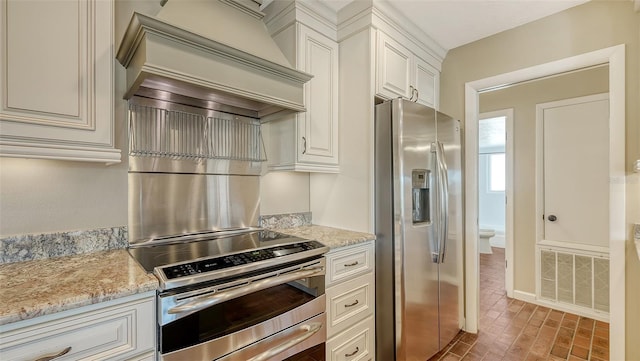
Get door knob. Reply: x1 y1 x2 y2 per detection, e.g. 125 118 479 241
547 215 558 222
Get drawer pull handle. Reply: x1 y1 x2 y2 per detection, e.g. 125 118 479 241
344 299 359 308
34 346 72 361
345 346 360 357
344 261 359 267
247 322 323 361
169 267 324 315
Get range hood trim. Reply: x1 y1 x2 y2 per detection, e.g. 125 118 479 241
116 11 313 115
116 12 312 83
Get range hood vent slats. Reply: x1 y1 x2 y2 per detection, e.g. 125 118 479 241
129 103 267 163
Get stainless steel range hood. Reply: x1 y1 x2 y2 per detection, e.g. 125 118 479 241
116 0 312 117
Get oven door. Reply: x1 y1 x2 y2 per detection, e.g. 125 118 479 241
160 258 326 361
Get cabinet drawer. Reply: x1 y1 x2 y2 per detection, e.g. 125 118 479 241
0 295 155 361
326 272 374 337
326 316 375 361
326 243 374 286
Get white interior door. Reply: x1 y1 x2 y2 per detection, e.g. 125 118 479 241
538 93 609 247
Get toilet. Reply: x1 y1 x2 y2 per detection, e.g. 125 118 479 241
478 229 495 254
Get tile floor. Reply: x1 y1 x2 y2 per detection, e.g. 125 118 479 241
429 247 610 361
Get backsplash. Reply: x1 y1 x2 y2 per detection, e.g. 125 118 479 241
0 215 312 265
259 212 312 229
0 227 127 265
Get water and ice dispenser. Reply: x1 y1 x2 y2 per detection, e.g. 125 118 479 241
411 169 431 224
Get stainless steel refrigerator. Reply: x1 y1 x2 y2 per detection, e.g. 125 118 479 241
375 98 463 361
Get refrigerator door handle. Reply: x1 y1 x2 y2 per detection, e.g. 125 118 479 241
431 142 441 263
436 141 450 263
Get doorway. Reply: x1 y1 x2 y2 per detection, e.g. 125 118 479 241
478 109 514 299
463 45 626 360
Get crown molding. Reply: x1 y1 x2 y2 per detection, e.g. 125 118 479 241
336 0 447 64
371 1 446 63
263 0 337 39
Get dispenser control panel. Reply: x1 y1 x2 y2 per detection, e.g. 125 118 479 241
412 169 431 224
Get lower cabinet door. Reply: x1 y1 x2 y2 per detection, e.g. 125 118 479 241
326 316 374 361
0 294 155 361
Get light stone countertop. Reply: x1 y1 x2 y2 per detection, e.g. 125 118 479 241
274 225 376 249
0 249 158 326
0 225 372 327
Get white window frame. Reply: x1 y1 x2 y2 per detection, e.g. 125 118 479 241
488 152 506 193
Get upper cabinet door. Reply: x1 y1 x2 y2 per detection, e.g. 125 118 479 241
376 32 412 100
376 30 441 109
265 21 339 173
297 25 339 168
0 0 120 163
414 57 439 109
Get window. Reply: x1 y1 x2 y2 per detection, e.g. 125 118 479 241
489 153 505 192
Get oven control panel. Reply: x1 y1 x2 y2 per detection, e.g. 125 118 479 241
162 241 325 280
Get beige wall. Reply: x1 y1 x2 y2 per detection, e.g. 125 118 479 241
0 156 128 237
440 1 639 357
479 66 608 293
260 171 310 215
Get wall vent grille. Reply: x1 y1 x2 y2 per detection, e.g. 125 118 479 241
537 244 609 317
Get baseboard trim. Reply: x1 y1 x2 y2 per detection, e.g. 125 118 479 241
512 290 609 323
513 290 536 303
490 235 505 248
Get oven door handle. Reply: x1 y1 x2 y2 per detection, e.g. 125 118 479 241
246 322 323 361
168 267 324 315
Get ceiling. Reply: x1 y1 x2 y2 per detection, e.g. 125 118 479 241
317 0 589 50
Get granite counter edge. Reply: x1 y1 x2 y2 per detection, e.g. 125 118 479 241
274 225 376 250
0 280 158 327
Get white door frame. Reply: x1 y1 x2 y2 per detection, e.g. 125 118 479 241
478 108 514 298
463 44 626 360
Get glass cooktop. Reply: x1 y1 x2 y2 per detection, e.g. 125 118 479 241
128 230 323 273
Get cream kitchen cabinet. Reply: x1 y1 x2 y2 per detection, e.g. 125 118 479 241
325 241 375 360
376 31 439 109
0 0 121 163
264 4 339 173
0 292 155 361
325 316 375 361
